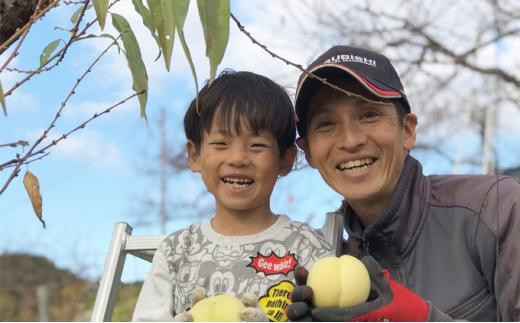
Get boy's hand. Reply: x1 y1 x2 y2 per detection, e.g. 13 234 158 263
287 256 430 322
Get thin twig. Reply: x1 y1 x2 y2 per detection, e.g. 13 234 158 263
3 0 121 99
0 37 120 194
0 0 60 53
0 153 51 170
230 13 392 109
0 9 33 73
33 91 142 156
55 0 90 66
0 140 29 148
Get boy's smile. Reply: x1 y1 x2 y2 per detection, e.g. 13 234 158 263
187 117 295 221
221 175 254 192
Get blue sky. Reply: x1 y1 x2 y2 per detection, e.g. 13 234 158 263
1 1 519 283
0 1 345 282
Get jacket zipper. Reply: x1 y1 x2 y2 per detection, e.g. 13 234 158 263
447 288 490 319
361 233 369 256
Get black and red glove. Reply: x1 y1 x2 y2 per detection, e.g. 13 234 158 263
287 256 430 322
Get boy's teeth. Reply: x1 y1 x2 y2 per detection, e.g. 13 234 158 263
222 177 253 185
338 158 374 170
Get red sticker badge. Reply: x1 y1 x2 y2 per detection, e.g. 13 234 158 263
248 251 297 276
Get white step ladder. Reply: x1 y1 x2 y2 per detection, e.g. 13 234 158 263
90 222 164 322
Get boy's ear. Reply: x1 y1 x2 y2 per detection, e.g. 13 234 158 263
278 145 297 176
186 140 201 173
296 137 315 168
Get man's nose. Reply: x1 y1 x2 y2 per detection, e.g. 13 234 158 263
337 123 367 151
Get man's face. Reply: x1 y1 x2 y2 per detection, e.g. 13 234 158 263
299 86 417 211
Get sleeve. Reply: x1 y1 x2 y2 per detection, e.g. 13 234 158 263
132 246 175 321
495 177 520 321
479 176 520 321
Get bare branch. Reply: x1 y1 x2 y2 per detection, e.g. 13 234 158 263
0 140 29 148
0 0 59 54
0 37 121 195
3 0 121 99
230 12 393 108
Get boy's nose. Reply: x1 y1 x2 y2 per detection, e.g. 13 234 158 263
227 146 250 167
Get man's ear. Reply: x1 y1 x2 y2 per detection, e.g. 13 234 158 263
186 140 201 172
296 137 315 168
278 146 297 176
403 113 418 151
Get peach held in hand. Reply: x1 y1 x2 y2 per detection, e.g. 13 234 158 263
307 255 370 308
190 294 245 321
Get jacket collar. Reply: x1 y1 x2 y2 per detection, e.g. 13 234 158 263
341 154 426 267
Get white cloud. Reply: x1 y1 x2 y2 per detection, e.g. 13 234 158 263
54 131 122 167
25 128 122 167
62 98 134 120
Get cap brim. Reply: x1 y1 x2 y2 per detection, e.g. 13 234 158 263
295 64 409 135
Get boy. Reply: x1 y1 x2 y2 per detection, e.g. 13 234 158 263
132 70 334 321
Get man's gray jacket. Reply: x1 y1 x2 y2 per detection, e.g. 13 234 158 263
338 155 519 321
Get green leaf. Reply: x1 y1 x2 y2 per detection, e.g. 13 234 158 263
76 33 117 42
111 13 149 118
132 0 158 43
147 0 174 70
70 4 93 24
39 39 60 67
197 0 230 83
0 80 6 116
93 0 109 30
160 0 176 71
172 0 198 93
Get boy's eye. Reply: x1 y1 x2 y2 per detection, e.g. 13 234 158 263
251 143 269 149
210 141 227 147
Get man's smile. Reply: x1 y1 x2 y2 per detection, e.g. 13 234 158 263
337 157 376 172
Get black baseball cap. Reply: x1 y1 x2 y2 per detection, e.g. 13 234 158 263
295 46 411 137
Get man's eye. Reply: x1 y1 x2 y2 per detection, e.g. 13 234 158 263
315 120 334 129
361 111 378 119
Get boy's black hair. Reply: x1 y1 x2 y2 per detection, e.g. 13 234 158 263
184 70 296 154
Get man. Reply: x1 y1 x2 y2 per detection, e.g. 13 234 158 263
287 46 520 321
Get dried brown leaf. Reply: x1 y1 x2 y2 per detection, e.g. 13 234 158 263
23 171 45 228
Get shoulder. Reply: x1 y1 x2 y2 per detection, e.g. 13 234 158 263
159 223 205 253
279 215 332 248
280 216 325 236
426 174 519 213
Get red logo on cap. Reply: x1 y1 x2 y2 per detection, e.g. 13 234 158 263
248 252 297 276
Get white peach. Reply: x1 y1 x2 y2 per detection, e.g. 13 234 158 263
307 255 370 308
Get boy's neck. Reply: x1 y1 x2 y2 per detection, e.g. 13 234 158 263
211 206 278 236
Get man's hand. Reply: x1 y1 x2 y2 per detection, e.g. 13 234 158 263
286 266 314 321
287 256 430 322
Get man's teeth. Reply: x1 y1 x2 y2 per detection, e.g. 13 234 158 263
338 158 375 171
222 177 254 186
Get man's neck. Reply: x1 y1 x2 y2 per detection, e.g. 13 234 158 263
211 205 278 236
349 199 389 228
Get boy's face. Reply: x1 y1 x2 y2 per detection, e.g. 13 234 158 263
187 116 295 217
298 86 417 210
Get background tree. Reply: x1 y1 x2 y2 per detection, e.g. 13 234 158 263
0 0 230 225
291 0 520 174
